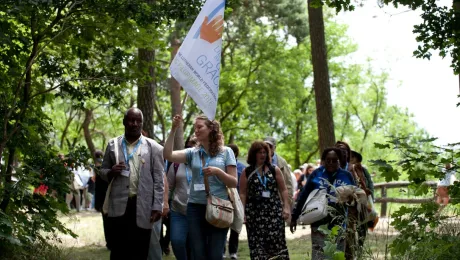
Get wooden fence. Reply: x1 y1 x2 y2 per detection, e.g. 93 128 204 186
374 181 438 217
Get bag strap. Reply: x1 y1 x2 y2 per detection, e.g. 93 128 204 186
113 137 119 165
352 164 370 195
202 151 211 197
173 163 180 175
245 165 263 196
247 165 262 182
202 149 232 201
305 189 319 204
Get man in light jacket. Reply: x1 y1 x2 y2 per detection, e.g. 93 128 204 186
264 136 294 205
101 108 164 260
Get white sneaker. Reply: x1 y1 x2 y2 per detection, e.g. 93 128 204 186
230 253 237 259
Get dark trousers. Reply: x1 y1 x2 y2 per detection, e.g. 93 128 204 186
109 197 151 260
223 229 239 255
228 229 239 254
160 211 171 252
102 213 113 250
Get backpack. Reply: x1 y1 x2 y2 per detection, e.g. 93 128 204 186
299 170 338 225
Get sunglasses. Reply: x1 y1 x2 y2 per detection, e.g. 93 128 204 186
324 159 340 165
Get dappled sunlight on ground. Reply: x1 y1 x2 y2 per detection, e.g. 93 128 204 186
57 211 397 259
58 211 106 248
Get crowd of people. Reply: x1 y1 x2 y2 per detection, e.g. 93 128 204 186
65 162 96 212
82 107 383 260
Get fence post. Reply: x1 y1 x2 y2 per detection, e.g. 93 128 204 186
381 186 387 217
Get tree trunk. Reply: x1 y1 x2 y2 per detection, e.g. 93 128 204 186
135 0 157 139
308 0 336 153
83 109 96 161
339 110 350 141
454 0 460 90
170 37 185 150
137 48 156 139
0 147 16 211
60 107 77 149
228 132 235 145
295 119 301 168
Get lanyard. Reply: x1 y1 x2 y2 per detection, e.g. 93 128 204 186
122 136 142 166
185 166 192 184
164 160 169 173
199 147 211 177
257 168 268 190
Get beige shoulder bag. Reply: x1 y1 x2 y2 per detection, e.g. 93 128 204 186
203 151 234 228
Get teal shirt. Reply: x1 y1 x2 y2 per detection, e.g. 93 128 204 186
185 146 236 204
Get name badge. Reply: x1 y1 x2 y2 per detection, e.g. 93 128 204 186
194 184 205 191
262 191 270 198
121 170 130 177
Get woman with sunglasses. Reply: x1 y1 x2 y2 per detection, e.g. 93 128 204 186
290 148 356 259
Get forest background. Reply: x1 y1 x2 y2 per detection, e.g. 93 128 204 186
1 0 459 259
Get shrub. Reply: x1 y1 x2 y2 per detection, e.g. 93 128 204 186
0 145 90 255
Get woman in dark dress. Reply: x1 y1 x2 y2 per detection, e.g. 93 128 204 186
239 141 290 259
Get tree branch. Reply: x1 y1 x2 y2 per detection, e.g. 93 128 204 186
153 101 166 142
304 145 319 164
219 90 247 124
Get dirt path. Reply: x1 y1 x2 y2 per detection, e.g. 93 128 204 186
58 211 397 248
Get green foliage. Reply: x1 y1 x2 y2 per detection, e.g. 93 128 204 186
390 203 460 259
0 0 440 257
370 136 451 184
370 137 460 259
318 224 346 260
0 239 68 260
0 0 201 253
0 145 90 246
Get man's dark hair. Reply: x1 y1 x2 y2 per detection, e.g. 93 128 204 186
228 143 239 158
123 107 144 122
94 150 104 158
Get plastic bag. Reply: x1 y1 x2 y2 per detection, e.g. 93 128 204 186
229 188 244 234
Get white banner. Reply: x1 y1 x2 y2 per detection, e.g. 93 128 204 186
170 0 225 120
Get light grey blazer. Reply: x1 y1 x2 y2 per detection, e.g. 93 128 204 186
100 135 164 229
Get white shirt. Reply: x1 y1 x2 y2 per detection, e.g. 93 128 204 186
290 172 298 196
438 168 457 187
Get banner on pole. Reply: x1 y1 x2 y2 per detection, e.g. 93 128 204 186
170 0 225 120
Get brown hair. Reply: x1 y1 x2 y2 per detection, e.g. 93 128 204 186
247 141 271 166
195 115 224 157
335 141 351 163
306 164 315 171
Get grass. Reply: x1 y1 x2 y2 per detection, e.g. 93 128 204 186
64 237 313 260
55 211 395 260
63 236 313 260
